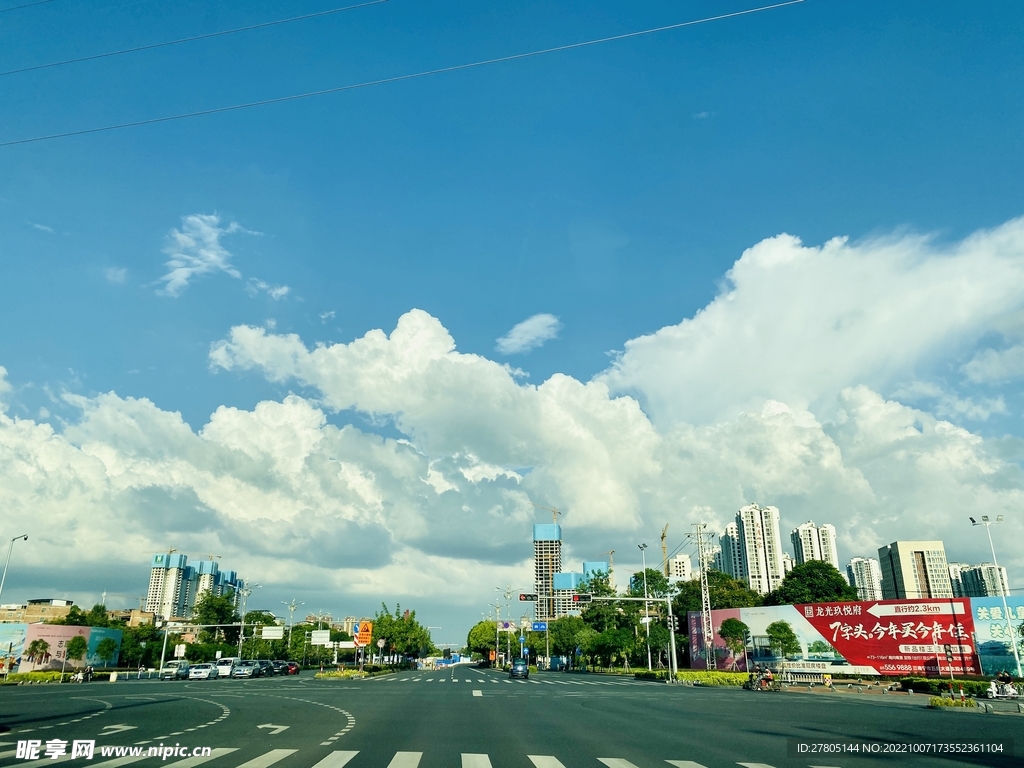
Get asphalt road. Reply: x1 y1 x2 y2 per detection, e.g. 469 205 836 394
1 667 1020 768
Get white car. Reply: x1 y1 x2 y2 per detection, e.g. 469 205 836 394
188 663 217 680
216 657 239 677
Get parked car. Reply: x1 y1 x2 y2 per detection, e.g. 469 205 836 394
509 659 529 679
271 660 289 675
284 662 300 675
216 657 239 678
231 660 259 678
188 663 217 680
256 659 275 676
159 660 190 680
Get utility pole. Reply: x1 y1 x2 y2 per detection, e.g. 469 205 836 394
661 525 670 577
639 544 652 670
969 516 1021 677
687 523 716 670
236 583 261 658
282 599 304 652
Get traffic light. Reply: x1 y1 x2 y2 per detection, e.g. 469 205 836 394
572 593 593 604
518 593 538 602
669 615 679 632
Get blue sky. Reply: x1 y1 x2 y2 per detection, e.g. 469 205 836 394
2 0 1024 639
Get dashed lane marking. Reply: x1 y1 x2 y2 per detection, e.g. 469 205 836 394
472 690 482 697
665 762 708 768
528 758 567 768
462 755 492 768
310 752 359 768
598 759 640 768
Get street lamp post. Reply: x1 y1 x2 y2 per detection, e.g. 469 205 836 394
236 583 261 658
969 516 1022 677
639 543 652 671
282 599 304 654
0 534 29 605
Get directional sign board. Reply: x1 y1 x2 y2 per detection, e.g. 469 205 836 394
519 636 525 643
531 622 547 631
310 629 331 646
173 644 186 658
261 625 284 640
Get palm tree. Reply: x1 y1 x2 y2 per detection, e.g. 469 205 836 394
27 639 50 670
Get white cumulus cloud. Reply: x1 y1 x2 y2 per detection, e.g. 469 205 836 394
495 313 562 355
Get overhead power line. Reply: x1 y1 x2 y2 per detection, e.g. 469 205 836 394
1 0 388 77
0 0 804 148
0 0 57 14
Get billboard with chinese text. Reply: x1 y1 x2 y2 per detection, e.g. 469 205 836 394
10 624 122 673
969 596 1024 675
689 598 981 676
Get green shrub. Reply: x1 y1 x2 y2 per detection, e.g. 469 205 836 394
6 671 64 683
900 677 989 697
674 671 748 686
928 696 977 708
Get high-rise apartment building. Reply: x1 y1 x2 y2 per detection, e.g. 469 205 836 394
146 554 243 619
668 553 692 581
533 524 562 621
962 564 1010 597
847 557 884 601
720 505 785 594
877 541 953 599
781 553 795 576
791 522 839 569
948 562 970 597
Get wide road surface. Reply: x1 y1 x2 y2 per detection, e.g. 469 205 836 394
1 667 1018 768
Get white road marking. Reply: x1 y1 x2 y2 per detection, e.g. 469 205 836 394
310 752 360 768
737 764 777 768
234 749 298 768
462 755 492 768
166 748 237 768
598 760 640 768
666 762 709 768
387 752 422 768
528 757 567 768
472 690 482 697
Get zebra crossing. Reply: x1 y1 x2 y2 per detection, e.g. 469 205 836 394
370 675 642 687
0 748 843 768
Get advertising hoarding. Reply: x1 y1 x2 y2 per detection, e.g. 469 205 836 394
969 596 1024 675
7 625 122 673
0 623 27 674
689 598 981 677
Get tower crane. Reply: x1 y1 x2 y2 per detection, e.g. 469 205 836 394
529 502 560 524
661 524 670 577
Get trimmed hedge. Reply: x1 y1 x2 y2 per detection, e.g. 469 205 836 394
5 671 65 683
672 671 748 686
929 696 977 708
900 677 990 697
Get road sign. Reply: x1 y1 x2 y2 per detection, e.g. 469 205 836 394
336 641 356 649
572 593 593 604
489 650 496 661
215 650 222 659
376 638 385 649
531 622 547 631
355 621 373 647
519 593 538 602
173 644 186 658
519 636 525 643
310 629 331 646
261 625 284 640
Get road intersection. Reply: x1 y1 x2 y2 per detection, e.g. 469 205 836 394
1 667 1018 768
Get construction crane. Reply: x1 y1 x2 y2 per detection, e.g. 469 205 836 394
530 502 560 524
661 524 670 577
206 554 221 560
604 550 615 586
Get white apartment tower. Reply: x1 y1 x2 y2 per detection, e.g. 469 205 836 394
847 557 884 601
877 540 953 599
668 553 692 581
533 524 562 621
721 504 785 594
146 553 190 619
791 521 840 569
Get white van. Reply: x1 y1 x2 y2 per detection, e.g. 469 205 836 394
216 657 240 678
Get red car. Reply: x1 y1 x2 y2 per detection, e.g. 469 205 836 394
284 662 300 675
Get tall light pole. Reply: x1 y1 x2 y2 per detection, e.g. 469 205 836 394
970 516 1021 677
237 583 261 658
282 599 304 652
639 544 652 671
0 534 28 605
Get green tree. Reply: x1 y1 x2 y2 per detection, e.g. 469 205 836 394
466 621 497 657
763 561 859 606
717 617 749 669
579 574 627 633
27 639 50 667
119 623 162 668
673 570 762 615
62 635 88 681
628 568 671 599
51 604 110 627
765 620 801 658
372 604 437 660
548 616 587 658
192 590 239 643
95 637 120 667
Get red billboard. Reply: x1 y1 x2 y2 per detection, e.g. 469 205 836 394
797 599 979 676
